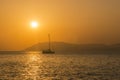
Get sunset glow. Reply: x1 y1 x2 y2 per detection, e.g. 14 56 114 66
31 21 38 28
0 0 120 50
0 1 120 80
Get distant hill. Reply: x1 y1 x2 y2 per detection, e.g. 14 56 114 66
25 42 120 54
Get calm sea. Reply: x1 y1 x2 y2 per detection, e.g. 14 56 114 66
0 51 120 80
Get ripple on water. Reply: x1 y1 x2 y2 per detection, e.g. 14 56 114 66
0 52 120 80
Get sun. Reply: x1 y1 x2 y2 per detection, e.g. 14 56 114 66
31 21 38 28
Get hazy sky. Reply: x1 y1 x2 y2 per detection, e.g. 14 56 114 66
0 0 120 50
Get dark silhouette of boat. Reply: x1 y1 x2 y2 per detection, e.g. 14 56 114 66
42 34 55 54
42 49 55 53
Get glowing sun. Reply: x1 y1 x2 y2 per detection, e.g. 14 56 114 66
31 21 38 28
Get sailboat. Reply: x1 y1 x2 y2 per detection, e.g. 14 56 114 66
42 34 55 54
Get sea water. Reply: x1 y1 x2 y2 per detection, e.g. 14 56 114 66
0 51 120 80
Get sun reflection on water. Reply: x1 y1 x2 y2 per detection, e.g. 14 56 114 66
26 51 41 62
30 54 39 62
25 51 42 79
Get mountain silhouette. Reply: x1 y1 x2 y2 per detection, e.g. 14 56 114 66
25 42 120 54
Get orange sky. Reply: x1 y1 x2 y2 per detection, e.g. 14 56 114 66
0 0 120 50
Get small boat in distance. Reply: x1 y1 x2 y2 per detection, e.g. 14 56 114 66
42 34 55 54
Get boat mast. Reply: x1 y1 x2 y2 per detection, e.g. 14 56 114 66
48 34 51 50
